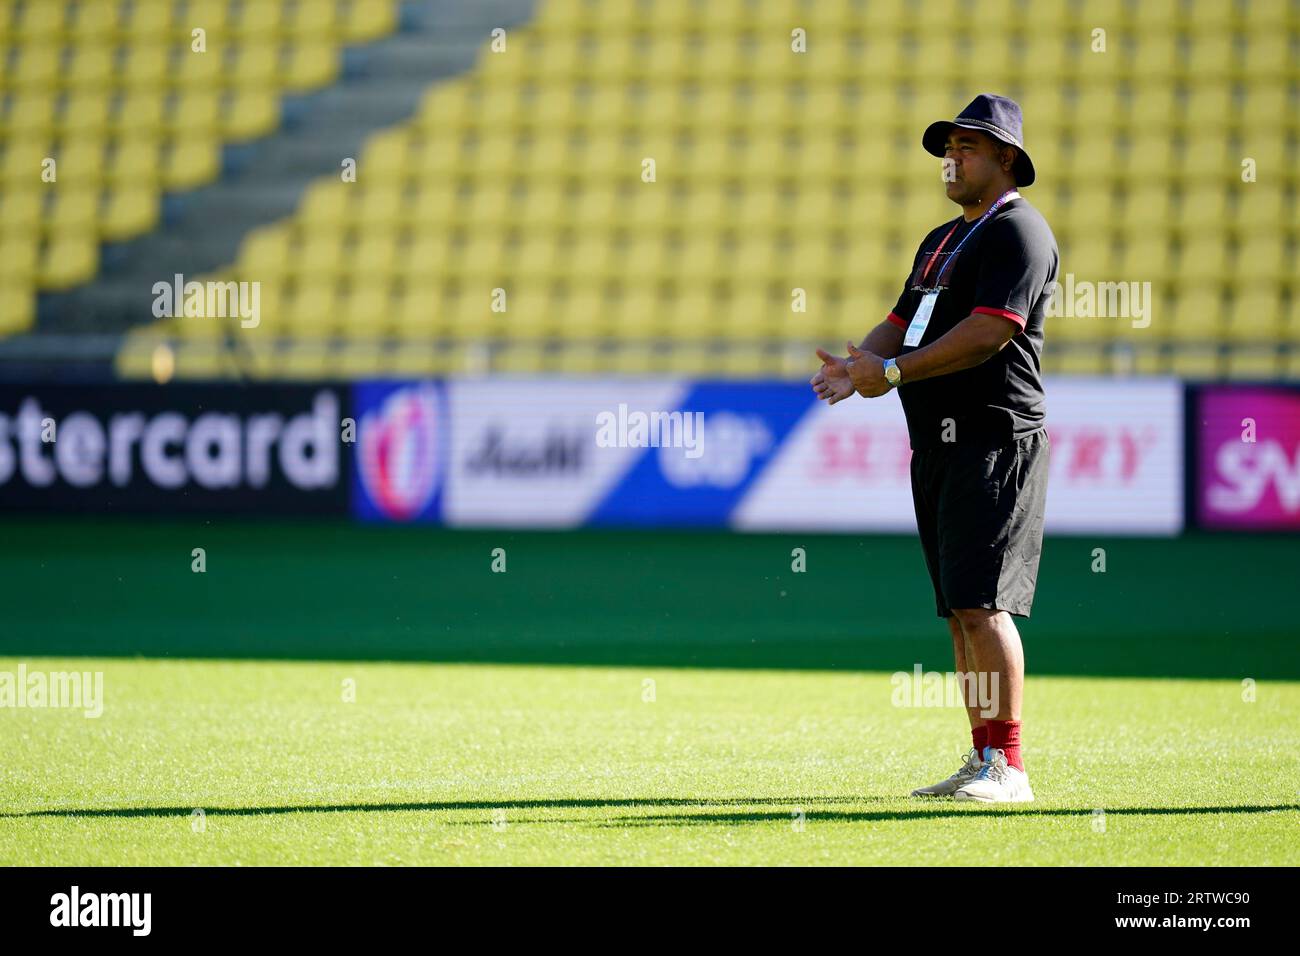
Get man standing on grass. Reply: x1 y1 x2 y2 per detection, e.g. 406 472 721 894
810 94 1057 803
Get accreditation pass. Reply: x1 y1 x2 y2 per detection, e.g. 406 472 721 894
903 291 940 347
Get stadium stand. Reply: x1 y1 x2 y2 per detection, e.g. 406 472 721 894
0 0 1296 380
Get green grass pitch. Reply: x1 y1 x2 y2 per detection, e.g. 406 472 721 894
2 657 1297 866
1 520 1298 865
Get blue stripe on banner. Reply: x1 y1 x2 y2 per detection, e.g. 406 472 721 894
589 382 819 526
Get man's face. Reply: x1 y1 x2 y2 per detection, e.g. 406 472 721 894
943 128 1013 203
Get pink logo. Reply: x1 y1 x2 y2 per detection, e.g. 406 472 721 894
358 385 441 520
1199 388 1300 529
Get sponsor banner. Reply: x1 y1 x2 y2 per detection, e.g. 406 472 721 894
0 384 348 514
356 377 1182 533
443 379 684 527
352 381 447 522
735 378 1185 535
590 382 816 526
1196 386 1300 531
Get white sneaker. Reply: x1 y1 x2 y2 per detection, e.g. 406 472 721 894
953 747 1034 803
910 747 984 797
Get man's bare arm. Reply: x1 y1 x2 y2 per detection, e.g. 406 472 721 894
893 313 1018 384
858 319 906 359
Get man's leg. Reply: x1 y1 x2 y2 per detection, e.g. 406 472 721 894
953 607 1024 770
946 615 987 754
909 615 989 797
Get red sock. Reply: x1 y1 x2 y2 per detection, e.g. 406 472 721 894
971 725 988 755
984 719 1023 771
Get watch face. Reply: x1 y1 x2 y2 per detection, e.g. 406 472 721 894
886 363 900 384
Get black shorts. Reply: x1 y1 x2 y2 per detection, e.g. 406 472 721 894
910 428 1049 619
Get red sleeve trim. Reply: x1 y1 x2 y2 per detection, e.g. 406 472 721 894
972 306 1026 331
886 312 908 330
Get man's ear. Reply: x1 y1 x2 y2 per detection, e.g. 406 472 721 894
1001 144 1018 173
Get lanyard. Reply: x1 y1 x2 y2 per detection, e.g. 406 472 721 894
917 189 1020 289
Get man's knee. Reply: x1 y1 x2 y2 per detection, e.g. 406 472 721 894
952 607 1000 632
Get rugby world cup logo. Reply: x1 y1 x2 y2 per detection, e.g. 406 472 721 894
357 384 442 520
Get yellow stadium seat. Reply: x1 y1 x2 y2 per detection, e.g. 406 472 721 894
286 0 342 40
57 137 105 186
388 281 439 338
1235 236 1288 285
656 190 704 240
222 89 280 140
0 285 37 336
1172 185 1228 235
1116 240 1174 285
65 46 114 89
14 1 67 41
8 91 57 135
1185 0 1236 32
161 138 220 189
1237 84 1289 137
1224 287 1285 342
513 235 559 283
104 136 160 189
284 40 339 92
39 235 98 289
437 291 497 341
337 280 392 332
341 0 396 43
0 235 39 282
298 181 352 229
231 40 280 88
173 44 227 88
45 185 97 233
1232 186 1287 236
239 226 293 281
100 187 159 241
1239 32 1290 80
410 183 460 227
61 90 111 135
1128 84 1180 131
232 1 283 39
167 90 221 136
121 0 173 40
1126 35 1181 81
1186 34 1233 80
0 189 41 237
283 281 340 336
552 234 612 286
400 234 453 282
120 43 170 88
114 90 166 134
1176 237 1231 283
347 231 399 283
356 184 403 228
1166 285 1224 342
1060 137 1121 185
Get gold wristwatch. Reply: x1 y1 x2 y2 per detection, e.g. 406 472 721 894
883 358 902 387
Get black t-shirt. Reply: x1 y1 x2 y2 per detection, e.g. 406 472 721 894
888 197 1058 451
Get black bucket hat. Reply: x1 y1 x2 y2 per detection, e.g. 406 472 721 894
922 93 1036 187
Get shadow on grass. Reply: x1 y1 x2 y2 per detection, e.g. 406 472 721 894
4 798 1296 824
590 804 1300 826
